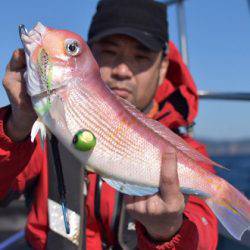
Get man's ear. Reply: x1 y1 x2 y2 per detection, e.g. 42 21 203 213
158 55 169 86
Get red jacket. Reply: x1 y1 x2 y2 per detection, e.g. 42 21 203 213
0 42 218 250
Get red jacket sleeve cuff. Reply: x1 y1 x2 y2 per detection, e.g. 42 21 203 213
136 217 198 250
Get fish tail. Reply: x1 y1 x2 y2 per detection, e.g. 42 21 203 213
206 181 250 240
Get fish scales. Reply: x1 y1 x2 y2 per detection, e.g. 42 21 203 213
177 162 217 195
66 82 145 154
67 84 152 156
63 84 161 186
66 92 142 155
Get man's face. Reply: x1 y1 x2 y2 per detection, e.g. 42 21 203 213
91 34 168 111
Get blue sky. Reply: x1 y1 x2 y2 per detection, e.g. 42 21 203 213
0 0 249 140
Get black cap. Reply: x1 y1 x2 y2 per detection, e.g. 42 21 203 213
88 0 169 52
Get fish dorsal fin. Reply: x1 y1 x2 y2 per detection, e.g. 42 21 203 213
117 96 224 169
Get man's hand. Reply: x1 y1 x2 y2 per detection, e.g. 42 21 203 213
3 49 37 141
124 152 185 241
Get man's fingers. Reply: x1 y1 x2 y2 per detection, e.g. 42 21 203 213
7 49 26 71
159 152 180 203
124 195 148 214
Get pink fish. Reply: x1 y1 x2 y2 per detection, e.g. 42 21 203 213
20 22 249 240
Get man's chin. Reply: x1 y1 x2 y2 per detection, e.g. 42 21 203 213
113 89 131 100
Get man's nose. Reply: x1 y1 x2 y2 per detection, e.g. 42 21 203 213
111 61 133 80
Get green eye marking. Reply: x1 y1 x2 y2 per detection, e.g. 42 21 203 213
73 130 96 151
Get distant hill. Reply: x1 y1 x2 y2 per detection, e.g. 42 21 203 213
197 138 250 156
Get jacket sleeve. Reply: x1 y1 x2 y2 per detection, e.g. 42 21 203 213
135 137 218 250
0 106 43 204
136 196 218 250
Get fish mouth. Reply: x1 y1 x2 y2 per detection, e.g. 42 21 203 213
19 23 49 97
19 22 46 55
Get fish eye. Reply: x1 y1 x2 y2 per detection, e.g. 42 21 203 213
65 39 81 56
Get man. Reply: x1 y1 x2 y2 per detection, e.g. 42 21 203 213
0 0 218 249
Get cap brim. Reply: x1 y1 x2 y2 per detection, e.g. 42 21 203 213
88 27 163 52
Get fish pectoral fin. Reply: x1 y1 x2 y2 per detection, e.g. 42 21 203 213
31 118 46 149
180 187 211 199
102 177 158 196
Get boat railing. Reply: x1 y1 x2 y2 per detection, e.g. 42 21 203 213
198 91 250 101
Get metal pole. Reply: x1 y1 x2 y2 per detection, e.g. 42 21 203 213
198 91 250 101
164 0 189 65
176 0 189 66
